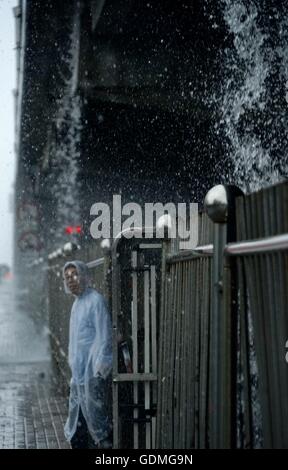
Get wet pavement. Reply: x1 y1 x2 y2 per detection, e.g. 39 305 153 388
0 280 70 449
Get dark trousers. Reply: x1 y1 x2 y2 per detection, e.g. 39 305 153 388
70 408 97 449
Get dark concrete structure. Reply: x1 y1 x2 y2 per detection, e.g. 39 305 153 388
14 0 227 273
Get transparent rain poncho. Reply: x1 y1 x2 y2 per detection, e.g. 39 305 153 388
63 261 112 445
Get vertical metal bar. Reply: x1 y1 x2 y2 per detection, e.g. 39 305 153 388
246 254 272 446
150 265 157 448
184 259 191 447
210 222 227 448
264 186 283 446
112 245 120 448
222 253 233 447
269 250 285 446
280 182 288 445
156 240 169 448
199 256 205 448
150 266 157 375
179 260 185 449
180 260 189 448
276 248 288 448
174 260 183 448
161 261 175 448
236 195 252 447
164 262 174 447
271 186 288 446
173 261 179 448
144 269 151 449
188 258 195 448
282 183 288 233
262 186 282 446
251 191 273 447
274 184 288 443
199 256 210 448
244 195 272 447
194 258 200 448
157 273 166 445
131 251 139 449
167 262 178 447
237 257 252 448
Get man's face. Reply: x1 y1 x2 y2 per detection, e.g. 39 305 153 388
64 267 82 295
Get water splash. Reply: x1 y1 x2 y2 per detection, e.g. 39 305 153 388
51 14 82 245
219 0 288 192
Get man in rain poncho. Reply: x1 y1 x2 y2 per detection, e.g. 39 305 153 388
63 260 112 448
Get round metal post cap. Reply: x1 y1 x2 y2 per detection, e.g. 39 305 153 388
156 213 173 239
100 238 111 253
204 185 228 223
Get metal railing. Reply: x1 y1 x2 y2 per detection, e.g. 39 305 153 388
31 180 288 449
156 181 288 449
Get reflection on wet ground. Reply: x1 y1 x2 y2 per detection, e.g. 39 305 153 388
0 280 70 449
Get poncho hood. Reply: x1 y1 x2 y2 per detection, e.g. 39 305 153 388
63 260 91 295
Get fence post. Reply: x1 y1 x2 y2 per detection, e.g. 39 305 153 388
204 184 242 448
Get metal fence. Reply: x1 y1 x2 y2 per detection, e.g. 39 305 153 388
156 181 288 449
229 182 288 448
29 180 288 448
156 212 214 448
110 230 162 449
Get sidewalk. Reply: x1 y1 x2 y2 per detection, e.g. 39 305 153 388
0 280 70 449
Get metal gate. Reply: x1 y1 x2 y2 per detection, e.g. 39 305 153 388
111 229 162 448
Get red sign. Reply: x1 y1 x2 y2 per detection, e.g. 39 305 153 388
65 226 82 235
